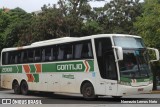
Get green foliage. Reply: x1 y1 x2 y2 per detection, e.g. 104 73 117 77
134 0 160 48
82 20 103 35
0 8 32 48
101 0 143 34
0 10 11 51
0 0 143 50
134 0 160 90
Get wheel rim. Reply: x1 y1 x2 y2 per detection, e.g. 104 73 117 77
21 82 28 94
85 87 92 97
13 82 20 93
14 84 18 92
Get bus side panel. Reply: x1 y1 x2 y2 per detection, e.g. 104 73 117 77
1 74 26 89
1 74 12 89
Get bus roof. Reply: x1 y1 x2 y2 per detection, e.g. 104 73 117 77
1 34 141 52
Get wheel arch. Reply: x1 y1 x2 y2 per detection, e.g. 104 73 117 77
20 79 29 95
12 79 19 89
80 80 95 94
20 79 27 86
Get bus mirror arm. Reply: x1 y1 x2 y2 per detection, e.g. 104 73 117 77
147 47 159 62
112 46 123 61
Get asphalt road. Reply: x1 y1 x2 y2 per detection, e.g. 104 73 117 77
0 89 160 105
0 89 160 107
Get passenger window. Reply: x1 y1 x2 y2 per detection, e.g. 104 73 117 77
2 52 8 65
81 42 93 58
52 46 58 61
9 52 17 64
64 44 73 60
74 40 93 59
21 51 28 63
45 47 52 61
17 51 21 64
34 49 41 62
58 45 64 60
28 50 34 63
74 44 83 59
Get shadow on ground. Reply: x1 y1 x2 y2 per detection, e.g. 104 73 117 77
7 91 148 104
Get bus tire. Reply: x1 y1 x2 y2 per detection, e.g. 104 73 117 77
13 81 20 94
20 81 29 95
82 82 97 100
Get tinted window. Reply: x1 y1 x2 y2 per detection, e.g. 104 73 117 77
57 44 74 60
95 38 117 80
44 47 53 61
64 44 73 60
28 50 34 63
34 49 41 62
2 52 8 65
74 40 93 59
2 40 93 65
21 50 28 63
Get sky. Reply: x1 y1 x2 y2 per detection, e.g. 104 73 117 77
0 0 107 13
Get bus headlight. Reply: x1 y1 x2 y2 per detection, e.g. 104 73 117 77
118 81 131 86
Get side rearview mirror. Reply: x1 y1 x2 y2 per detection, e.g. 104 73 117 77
112 46 123 61
147 47 159 62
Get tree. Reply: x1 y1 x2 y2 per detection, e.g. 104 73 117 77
2 8 32 47
0 9 12 51
82 20 103 35
58 0 94 37
134 0 160 90
98 0 143 34
22 4 69 44
134 0 160 48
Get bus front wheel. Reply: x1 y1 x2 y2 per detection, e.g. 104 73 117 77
82 82 97 100
20 81 29 95
13 81 20 94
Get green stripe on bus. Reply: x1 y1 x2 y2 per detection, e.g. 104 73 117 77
1 66 18 73
1 60 94 73
42 63 57 72
33 74 39 82
30 65 36 73
17 65 22 73
88 60 94 71
120 76 153 82
56 61 85 72
120 77 131 82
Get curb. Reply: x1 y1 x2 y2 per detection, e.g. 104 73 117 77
151 90 160 94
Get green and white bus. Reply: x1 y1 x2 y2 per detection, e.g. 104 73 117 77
0 34 159 99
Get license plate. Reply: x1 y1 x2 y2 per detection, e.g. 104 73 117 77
138 88 144 91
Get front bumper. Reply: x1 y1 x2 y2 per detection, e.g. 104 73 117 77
116 83 153 96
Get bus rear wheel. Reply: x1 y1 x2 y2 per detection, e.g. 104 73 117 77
20 81 29 95
13 81 20 94
82 82 97 100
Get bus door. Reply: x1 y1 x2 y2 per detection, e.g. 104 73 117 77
95 38 118 96
103 53 118 95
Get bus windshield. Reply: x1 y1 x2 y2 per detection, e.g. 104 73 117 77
113 36 145 48
113 36 152 79
118 49 152 78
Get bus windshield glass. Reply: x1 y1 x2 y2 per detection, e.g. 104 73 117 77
113 36 145 48
113 36 152 79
